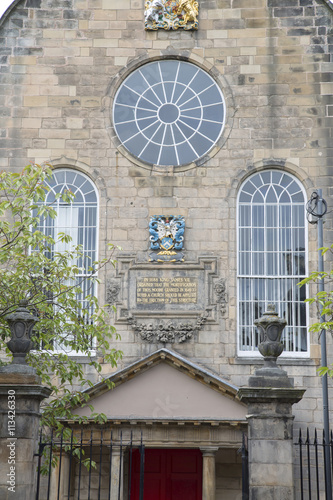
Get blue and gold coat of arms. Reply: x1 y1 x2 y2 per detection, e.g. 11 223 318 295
149 215 185 262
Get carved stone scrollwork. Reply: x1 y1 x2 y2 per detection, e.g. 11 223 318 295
214 278 227 315
127 310 209 344
106 280 120 305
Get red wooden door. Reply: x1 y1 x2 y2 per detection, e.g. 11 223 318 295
130 449 202 500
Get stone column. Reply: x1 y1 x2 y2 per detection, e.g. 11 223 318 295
0 301 51 500
201 447 218 500
0 366 51 500
238 387 304 500
110 446 124 500
48 451 71 500
237 305 305 500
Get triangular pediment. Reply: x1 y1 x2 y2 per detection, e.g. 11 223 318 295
74 349 247 423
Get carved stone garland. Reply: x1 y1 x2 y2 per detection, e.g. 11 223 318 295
214 278 227 316
127 310 210 344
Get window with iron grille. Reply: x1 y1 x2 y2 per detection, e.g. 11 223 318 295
36 168 98 351
237 170 308 356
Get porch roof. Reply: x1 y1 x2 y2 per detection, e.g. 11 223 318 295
73 348 247 423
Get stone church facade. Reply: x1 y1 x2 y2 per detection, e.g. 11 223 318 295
0 0 333 498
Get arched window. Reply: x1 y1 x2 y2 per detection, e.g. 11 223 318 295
237 170 308 356
36 168 98 347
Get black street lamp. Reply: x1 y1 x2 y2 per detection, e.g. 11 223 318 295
306 189 332 498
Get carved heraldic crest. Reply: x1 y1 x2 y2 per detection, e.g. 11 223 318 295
149 215 185 262
144 0 199 30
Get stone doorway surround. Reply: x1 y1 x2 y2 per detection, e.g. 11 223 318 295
65 348 248 500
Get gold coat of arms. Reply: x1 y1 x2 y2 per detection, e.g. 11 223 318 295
144 0 199 30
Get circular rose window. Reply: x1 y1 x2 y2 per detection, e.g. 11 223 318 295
113 60 225 167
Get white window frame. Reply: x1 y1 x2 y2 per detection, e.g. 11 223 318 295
36 168 99 356
237 169 309 358
113 59 226 167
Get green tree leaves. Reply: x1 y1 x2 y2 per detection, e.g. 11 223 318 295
298 245 333 336
298 244 333 377
0 164 121 429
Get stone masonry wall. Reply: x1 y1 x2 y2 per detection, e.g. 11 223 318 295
0 0 332 436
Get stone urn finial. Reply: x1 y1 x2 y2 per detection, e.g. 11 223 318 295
255 303 287 368
250 304 293 388
5 300 39 365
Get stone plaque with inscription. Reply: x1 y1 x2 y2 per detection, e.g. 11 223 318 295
113 256 220 344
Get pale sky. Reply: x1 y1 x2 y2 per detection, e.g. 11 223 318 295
0 0 13 20
0 0 11 14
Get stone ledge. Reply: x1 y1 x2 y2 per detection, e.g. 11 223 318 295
0 385 52 399
233 357 317 366
0 373 41 385
237 387 306 405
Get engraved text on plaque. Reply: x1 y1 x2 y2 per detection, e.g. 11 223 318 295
137 277 197 305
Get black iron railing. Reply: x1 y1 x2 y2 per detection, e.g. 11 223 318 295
35 428 145 500
295 428 333 500
238 432 249 500
36 427 248 500
242 433 249 500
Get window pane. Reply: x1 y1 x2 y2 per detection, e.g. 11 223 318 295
239 278 251 299
260 171 271 184
252 228 264 251
239 206 251 227
279 227 291 251
239 193 251 203
240 228 251 251
253 190 264 203
266 186 277 203
266 205 277 227
252 252 264 275
239 252 251 275
253 206 264 227
280 205 291 227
